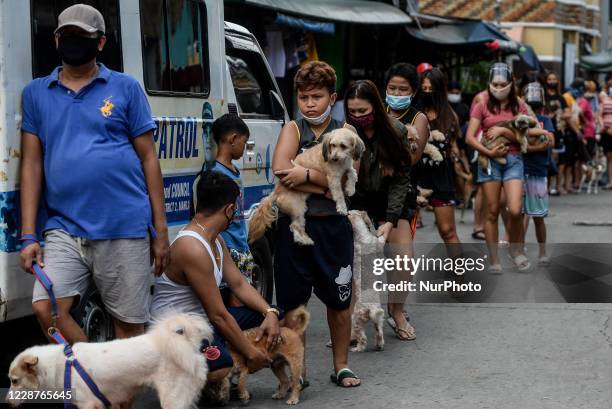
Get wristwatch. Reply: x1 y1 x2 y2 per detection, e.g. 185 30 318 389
264 307 280 318
305 168 310 183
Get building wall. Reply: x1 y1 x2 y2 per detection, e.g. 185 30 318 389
419 0 602 77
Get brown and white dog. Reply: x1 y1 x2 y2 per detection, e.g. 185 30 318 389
7 313 212 409
348 210 386 352
479 114 538 170
580 148 607 194
249 128 365 245
213 306 310 406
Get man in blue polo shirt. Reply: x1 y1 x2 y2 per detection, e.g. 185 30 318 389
19 4 169 343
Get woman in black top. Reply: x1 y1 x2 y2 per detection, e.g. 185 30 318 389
414 68 462 249
345 80 417 341
384 63 430 230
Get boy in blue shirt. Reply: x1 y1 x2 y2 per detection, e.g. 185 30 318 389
522 83 554 265
211 114 254 304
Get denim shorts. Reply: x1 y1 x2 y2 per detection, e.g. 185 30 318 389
477 153 524 183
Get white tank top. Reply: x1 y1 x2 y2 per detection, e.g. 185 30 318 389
149 230 223 321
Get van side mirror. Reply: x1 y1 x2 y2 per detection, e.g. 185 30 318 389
270 90 285 120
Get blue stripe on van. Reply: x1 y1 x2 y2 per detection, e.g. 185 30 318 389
0 191 19 252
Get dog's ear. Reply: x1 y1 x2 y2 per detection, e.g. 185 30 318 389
352 134 365 160
322 137 331 162
19 355 38 374
528 116 537 127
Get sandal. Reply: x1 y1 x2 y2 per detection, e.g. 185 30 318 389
386 316 416 340
538 255 550 266
510 254 531 271
330 368 361 388
488 263 503 274
471 230 486 240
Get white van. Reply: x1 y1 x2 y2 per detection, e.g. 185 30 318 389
0 0 287 337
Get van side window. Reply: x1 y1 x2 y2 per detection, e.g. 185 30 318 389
226 47 274 118
31 0 122 78
140 0 210 96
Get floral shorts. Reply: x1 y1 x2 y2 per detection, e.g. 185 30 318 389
219 248 254 288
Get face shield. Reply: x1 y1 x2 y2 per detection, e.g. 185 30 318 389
523 82 544 104
488 63 512 84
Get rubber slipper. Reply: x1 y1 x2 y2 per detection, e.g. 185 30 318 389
488 263 503 274
510 254 531 271
330 368 361 388
385 317 416 340
538 256 550 266
471 230 486 240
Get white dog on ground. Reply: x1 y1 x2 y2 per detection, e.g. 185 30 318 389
348 210 386 352
8 313 212 409
249 127 365 245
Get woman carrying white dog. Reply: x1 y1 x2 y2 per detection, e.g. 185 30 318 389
150 171 281 388
345 80 419 341
414 68 462 252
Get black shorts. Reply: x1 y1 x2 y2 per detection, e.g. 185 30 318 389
274 215 353 311
559 132 577 165
602 133 612 153
585 138 596 158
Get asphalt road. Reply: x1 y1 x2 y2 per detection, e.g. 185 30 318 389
4 190 612 408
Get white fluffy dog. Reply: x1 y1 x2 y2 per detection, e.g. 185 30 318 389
249 127 365 245
348 210 386 352
8 313 212 409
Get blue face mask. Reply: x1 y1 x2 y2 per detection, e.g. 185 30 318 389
385 94 412 110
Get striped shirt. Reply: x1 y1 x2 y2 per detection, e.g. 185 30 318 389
603 96 612 130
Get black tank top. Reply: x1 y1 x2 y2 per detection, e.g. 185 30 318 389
294 117 345 216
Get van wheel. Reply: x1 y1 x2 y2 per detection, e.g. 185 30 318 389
250 237 274 303
71 286 114 342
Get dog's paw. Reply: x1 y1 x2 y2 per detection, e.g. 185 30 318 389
238 391 251 406
336 205 348 215
286 397 300 405
295 235 314 245
430 152 444 162
344 185 356 197
375 342 384 351
272 391 287 400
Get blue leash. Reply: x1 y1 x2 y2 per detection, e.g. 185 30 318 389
30 263 111 409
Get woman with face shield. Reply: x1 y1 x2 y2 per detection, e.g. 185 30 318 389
465 63 534 272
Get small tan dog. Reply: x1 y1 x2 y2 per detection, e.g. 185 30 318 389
7 313 212 409
416 186 433 207
249 128 365 245
219 306 310 406
479 114 537 170
406 127 444 163
348 210 386 352
452 154 475 223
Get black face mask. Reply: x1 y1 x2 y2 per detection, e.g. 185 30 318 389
546 82 558 90
420 91 435 107
57 36 99 66
528 101 543 112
